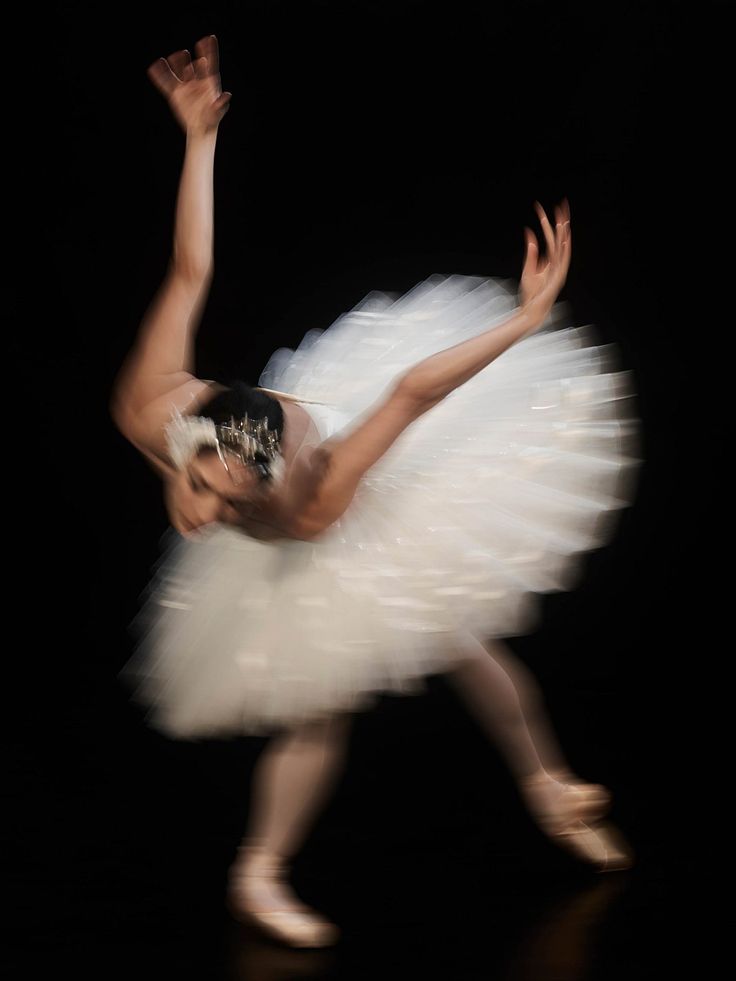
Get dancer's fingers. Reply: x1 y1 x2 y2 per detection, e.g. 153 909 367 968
560 199 571 253
557 229 571 282
560 202 571 257
523 227 539 272
167 48 195 82
554 205 566 255
194 34 220 76
534 201 556 261
146 57 180 98
553 199 572 259
192 55 209 80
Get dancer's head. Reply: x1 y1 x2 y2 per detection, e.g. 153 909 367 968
164 381 286 536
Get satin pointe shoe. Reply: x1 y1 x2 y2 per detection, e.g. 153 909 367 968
226 844 340 948
550 811 635 872
520 770 635 872
543 768 613 822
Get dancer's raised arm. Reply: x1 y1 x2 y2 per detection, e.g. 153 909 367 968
295 201 571 539
401 199 571 407
110 36 232 470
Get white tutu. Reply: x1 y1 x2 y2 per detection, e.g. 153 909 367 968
120 273 642 739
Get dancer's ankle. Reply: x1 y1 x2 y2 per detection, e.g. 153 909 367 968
519 766 554 785
234 841 289 874
520 765 577 787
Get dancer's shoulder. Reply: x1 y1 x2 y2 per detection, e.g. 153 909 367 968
112 375 225 478
284 382 425 540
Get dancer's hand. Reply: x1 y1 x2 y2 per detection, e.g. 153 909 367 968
147 35 232 136
519 198 572 323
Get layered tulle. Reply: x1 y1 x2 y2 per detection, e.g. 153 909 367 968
120 274 642 738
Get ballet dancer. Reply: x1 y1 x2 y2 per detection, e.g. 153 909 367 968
112 36 637 948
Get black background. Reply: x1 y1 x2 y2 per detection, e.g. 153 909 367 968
10 1 720 977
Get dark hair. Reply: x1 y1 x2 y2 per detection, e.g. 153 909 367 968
196 380 286 480
199 380 285 437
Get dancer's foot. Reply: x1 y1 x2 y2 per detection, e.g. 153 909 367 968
226 844 340 948
539 768 613 820
519 769 634 872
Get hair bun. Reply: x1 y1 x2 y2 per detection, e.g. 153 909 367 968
199 380 286 440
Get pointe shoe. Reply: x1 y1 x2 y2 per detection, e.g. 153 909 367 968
551 811 636 872
544 769 613 822
226 844 340 948
520 772 634 872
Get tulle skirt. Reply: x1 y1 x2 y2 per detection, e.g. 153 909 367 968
119 273 642 738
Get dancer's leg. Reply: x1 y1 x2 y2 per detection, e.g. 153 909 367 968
227 712 353 945
446 630 572 781
242 711 353 859
445 631 632 869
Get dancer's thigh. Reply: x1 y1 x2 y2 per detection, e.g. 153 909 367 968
281 711 354 746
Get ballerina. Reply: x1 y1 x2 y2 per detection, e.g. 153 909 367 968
112 36 640 948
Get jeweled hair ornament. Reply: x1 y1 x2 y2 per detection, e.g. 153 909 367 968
164 387 336 483
165 405 285 483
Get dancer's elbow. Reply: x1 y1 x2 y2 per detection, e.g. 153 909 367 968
170 251 215 285
394 372 446 413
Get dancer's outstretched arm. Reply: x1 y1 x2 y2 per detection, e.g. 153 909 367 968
110 36 232 475
293 201 571 539
402 199 571 407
